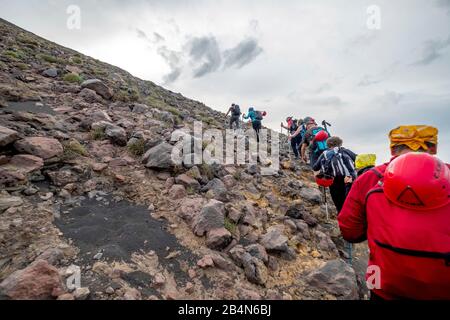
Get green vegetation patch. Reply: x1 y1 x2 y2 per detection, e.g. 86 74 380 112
127 139 146 157
63 73 83 84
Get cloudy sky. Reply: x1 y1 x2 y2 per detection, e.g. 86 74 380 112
1 0 449 163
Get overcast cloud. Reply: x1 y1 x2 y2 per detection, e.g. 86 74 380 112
0 0 449 163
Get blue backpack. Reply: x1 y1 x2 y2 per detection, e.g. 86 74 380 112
312 127 328 153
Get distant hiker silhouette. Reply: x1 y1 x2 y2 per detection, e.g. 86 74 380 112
226 103 241 129
243 107 266 143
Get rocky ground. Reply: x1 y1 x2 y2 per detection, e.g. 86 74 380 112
0 18 368 300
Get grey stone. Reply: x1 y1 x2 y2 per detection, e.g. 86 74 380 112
192 200 225 236
0 195 23 213
299 187 323 205
306 259 359 300
42 68 58 78
260 229 289 253
142 142 175 170
81 79 113 100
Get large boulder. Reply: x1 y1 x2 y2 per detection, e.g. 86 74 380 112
0 126 19 147
0 154 43 188
206 228 232 250
229 245 268 286
81 79 113 100
132 103 150 114
201 178 228 202
178 197 207 223
79 88 103 103
105 124 127 147
42 68 59 78
0 260 64 300
305 259 359 300
175 174 200 192
7 155 44 174
242 254 268 286
169 184 187 200
245 244 269 264
47 169 79 187
299 187 323 205
192 200 225 236
14 137 63 160
0 195 23 213
142 142 175 170
260 228 289 253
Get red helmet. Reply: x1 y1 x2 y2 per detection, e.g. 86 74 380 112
316 175 334 188
384 153 450 211
262 111 267 117
314 130 329 142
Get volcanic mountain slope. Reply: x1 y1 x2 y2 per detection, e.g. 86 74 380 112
0 18 367 300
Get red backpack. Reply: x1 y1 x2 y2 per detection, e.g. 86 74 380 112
364 154 450 300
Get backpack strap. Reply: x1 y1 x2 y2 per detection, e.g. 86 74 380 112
371 168 383 179
375 240 450 267
365 188 383 205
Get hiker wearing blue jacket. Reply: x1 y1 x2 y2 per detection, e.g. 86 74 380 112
243 107 266 142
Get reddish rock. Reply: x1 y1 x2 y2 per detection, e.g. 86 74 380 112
92 163 108 172
197 255 214 269
109 158 128 167
175 174 200 191
8 155 44 174
178 198 206 223
169 184 187 200
89 141 115 158
14 137 63 160
0 125 19 147
185 282 195 294
57 293 75 300
0 167 26 186
165 177 175 189
123 288 141 300
206 228 232 250
0 260 64 300
114 174 127 183
222 175 237 188
153 274 166 288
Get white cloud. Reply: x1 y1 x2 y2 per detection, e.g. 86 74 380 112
0 0 449 162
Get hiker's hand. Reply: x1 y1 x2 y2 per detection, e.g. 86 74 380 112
344 176 353 184
288 135 292 141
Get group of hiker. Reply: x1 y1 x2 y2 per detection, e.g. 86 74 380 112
226 107 449 300
289 121 449 300
225 104 267 142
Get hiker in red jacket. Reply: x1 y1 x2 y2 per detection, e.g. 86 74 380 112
338 125 450 300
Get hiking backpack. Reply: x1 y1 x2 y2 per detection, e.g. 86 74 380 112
255 110 264 121
289 119 299 134
232 105 241 116
312 127 328 152
320 148 356 179
364 181 450 299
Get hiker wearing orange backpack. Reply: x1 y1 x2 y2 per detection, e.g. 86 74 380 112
338 125 450 300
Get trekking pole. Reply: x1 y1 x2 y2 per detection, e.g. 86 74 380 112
323 187 330 222
348 242 353 266
322 120 332 133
